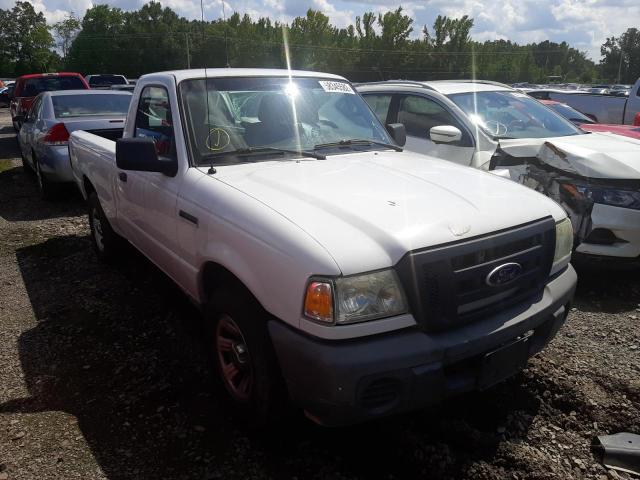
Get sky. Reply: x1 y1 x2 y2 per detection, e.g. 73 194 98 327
5 0 640 60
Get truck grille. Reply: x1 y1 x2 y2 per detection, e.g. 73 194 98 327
395 217 556 332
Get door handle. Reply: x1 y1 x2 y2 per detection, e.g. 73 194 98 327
118 172 127 182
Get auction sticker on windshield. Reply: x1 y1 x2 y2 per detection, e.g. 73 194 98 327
319 80 355 94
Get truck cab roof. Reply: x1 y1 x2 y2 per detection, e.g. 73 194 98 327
142 68 347 84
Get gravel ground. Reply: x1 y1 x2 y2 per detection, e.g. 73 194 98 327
0 108 639 480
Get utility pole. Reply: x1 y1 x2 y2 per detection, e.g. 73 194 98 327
616 48 623 84
185 32 191 69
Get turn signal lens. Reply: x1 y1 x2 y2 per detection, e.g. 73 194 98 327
304 281 333 323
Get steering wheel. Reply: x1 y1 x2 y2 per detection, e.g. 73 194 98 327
484 120 508 137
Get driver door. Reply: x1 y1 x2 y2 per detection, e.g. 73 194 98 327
395 94 475 166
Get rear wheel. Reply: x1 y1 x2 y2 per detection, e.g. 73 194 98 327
207 287 287 426
33 153 57 199
20 149 33 174
87 191 120 262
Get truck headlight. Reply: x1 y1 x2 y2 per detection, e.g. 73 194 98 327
552 217 573 273
303 269 408 325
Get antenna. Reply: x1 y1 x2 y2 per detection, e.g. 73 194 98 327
221 0 230 68
200 0 216 174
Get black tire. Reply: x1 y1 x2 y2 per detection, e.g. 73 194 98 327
206 287 288 426
87 191 121 262
20 147 34 175
33 154 58 199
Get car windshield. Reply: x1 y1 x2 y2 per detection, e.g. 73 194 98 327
89 75 128 87
22 76 85 96
448 90 582 139
52 94 131 118
179 76 391 165
547 103 594 124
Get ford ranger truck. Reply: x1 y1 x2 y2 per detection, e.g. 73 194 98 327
69 69 577 426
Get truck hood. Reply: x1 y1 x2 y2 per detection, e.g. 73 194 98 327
499 132 640 180
205 151 565 274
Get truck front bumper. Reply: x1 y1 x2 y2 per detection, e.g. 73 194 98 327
268 265 577 426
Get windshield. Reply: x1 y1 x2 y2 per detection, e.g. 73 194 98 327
89 75 128 87
179 76 391 165
52 94 131 118
21 76 86 96
448 90 582 139
547 103 594 125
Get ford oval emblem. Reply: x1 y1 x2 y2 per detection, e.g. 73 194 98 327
486 262 523 287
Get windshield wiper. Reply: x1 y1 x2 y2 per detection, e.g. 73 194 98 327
314 139 403 152
201 146 326 163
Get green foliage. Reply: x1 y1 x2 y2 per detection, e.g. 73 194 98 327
0 1 618 85
53 13 81 59
0 1 57 76
600 28 640 83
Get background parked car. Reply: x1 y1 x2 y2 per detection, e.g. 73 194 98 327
85 74 128 89
0 85 10 108
540 99 640 140
525 77 640 124
10 72 89 131
18 89 131 198
357 80 640 265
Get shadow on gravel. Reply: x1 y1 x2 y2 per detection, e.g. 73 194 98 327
573 264 640 314
0 165 84 221
1 233 545 479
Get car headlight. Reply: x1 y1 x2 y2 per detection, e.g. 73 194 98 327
553 217 573 272
304 269 408 325
561 183 640 210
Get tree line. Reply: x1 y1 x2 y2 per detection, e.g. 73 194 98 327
0 1 638 84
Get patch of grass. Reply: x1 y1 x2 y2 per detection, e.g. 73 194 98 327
0 159 14 173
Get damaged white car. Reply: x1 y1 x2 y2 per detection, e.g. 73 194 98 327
358 80 640 264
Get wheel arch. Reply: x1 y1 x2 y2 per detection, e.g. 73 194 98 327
199 261 264 310
82 174 96 200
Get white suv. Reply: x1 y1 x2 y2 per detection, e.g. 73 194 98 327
358 80 640 265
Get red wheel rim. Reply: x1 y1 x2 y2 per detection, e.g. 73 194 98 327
216 315 253 402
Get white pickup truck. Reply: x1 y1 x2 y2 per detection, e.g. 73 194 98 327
69 68 576 426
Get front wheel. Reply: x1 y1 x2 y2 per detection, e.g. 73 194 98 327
207 288 287 426
87 192 121 262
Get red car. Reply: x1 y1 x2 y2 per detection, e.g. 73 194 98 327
10 72 89 131
540 99 640 140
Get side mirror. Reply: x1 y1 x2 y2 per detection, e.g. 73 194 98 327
430 125 462 144
386 123 406 147
116 137 178 176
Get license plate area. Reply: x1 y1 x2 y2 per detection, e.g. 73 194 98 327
478 333 532 390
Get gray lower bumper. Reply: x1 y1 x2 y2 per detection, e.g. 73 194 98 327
268 265 577 426
40 145 74 183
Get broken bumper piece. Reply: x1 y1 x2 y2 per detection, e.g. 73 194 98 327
594 432 640 476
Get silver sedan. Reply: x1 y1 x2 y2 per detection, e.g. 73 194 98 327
18 89 131 198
